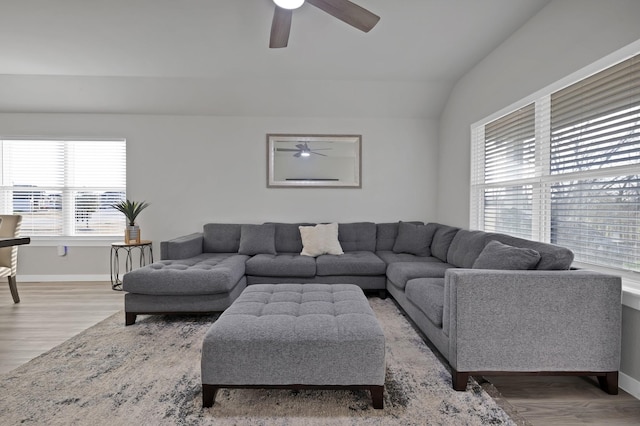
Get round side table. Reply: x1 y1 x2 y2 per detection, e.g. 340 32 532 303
110 240 153 291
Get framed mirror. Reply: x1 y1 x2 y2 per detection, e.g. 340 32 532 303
267 134 362 188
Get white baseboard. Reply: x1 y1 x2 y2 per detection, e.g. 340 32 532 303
620 371 640 400
19 275 109 282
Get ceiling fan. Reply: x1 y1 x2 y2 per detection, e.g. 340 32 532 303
270 0 380 48
276 142 331 157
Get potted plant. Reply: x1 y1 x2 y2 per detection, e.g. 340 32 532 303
111 199 150 243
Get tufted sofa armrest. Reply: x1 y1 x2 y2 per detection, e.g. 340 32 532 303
160 232 204 260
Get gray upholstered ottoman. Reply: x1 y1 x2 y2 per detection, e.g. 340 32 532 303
201 283 386 409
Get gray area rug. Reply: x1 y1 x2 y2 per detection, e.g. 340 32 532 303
0 298 515 425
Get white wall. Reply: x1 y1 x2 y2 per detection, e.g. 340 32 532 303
437 0 640 397
0 113 437 278
437 0 640 227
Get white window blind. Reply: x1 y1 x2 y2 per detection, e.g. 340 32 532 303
471 52 640 275
0 139 126 237
549 54 640 272
484 104 536 183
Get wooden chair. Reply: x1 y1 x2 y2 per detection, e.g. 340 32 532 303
0 215 23 303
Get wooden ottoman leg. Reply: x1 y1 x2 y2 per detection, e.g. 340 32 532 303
598 371 619 395
370 385 384 409
202 384 218 407
452 370 469 391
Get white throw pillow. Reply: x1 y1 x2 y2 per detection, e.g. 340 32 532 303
299 223 344 257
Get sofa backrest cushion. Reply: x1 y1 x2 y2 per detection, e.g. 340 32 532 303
238 224 276 255
447 229 492 268
430 224 460 262
393 221 437 257
472 240 541 270
203 223 241 253
446 228 574 270
268 222 315 253
338 222 377 252
375 221 423 251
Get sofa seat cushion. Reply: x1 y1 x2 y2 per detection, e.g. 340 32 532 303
405 278 445 327
123 253 248 296
316 251 386 276
245 253 316 277
386 261 455 290
376 251 442 265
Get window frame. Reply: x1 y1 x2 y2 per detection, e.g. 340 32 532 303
0 137 127 243
470 40 640 295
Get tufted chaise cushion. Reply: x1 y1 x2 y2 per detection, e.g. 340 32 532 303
123 253 248 295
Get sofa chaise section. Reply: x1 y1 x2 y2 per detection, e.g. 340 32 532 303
123 225 249 325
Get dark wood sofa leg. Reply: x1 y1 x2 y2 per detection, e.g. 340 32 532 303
370 385 384 409
452 370 469 391
598 371 619 395
378 289 387 299
202 384 218 408
125 312 137 326
8 276 20 303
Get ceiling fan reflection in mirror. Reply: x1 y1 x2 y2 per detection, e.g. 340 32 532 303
276 142 331 157
270 0 380 48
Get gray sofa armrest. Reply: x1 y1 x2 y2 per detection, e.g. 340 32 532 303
160 232 204 260
444 269 621 373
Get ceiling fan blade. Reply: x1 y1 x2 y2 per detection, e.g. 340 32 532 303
307 0 380 33
276 148 300 151
311 152 328 156
295 143 307 149
294 152 302 158
270 7 293 48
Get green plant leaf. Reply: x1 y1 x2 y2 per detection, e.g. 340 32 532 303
111 199 150 226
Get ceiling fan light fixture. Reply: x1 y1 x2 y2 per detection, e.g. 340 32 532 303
273 0 305 10
300 151 311 157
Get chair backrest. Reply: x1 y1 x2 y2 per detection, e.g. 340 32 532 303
0 215 22 274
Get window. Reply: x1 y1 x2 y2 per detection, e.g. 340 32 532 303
0 139 126 238
471 53 640 277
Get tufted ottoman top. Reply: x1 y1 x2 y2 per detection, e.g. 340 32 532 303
221 283 378 329
201 283 386 386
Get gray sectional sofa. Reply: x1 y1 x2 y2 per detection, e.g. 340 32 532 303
122 221 622 394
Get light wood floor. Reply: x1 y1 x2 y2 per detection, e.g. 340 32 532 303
1 281 639 425
0 281 123 373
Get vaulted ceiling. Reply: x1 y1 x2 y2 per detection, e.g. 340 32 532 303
0 0 550 117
